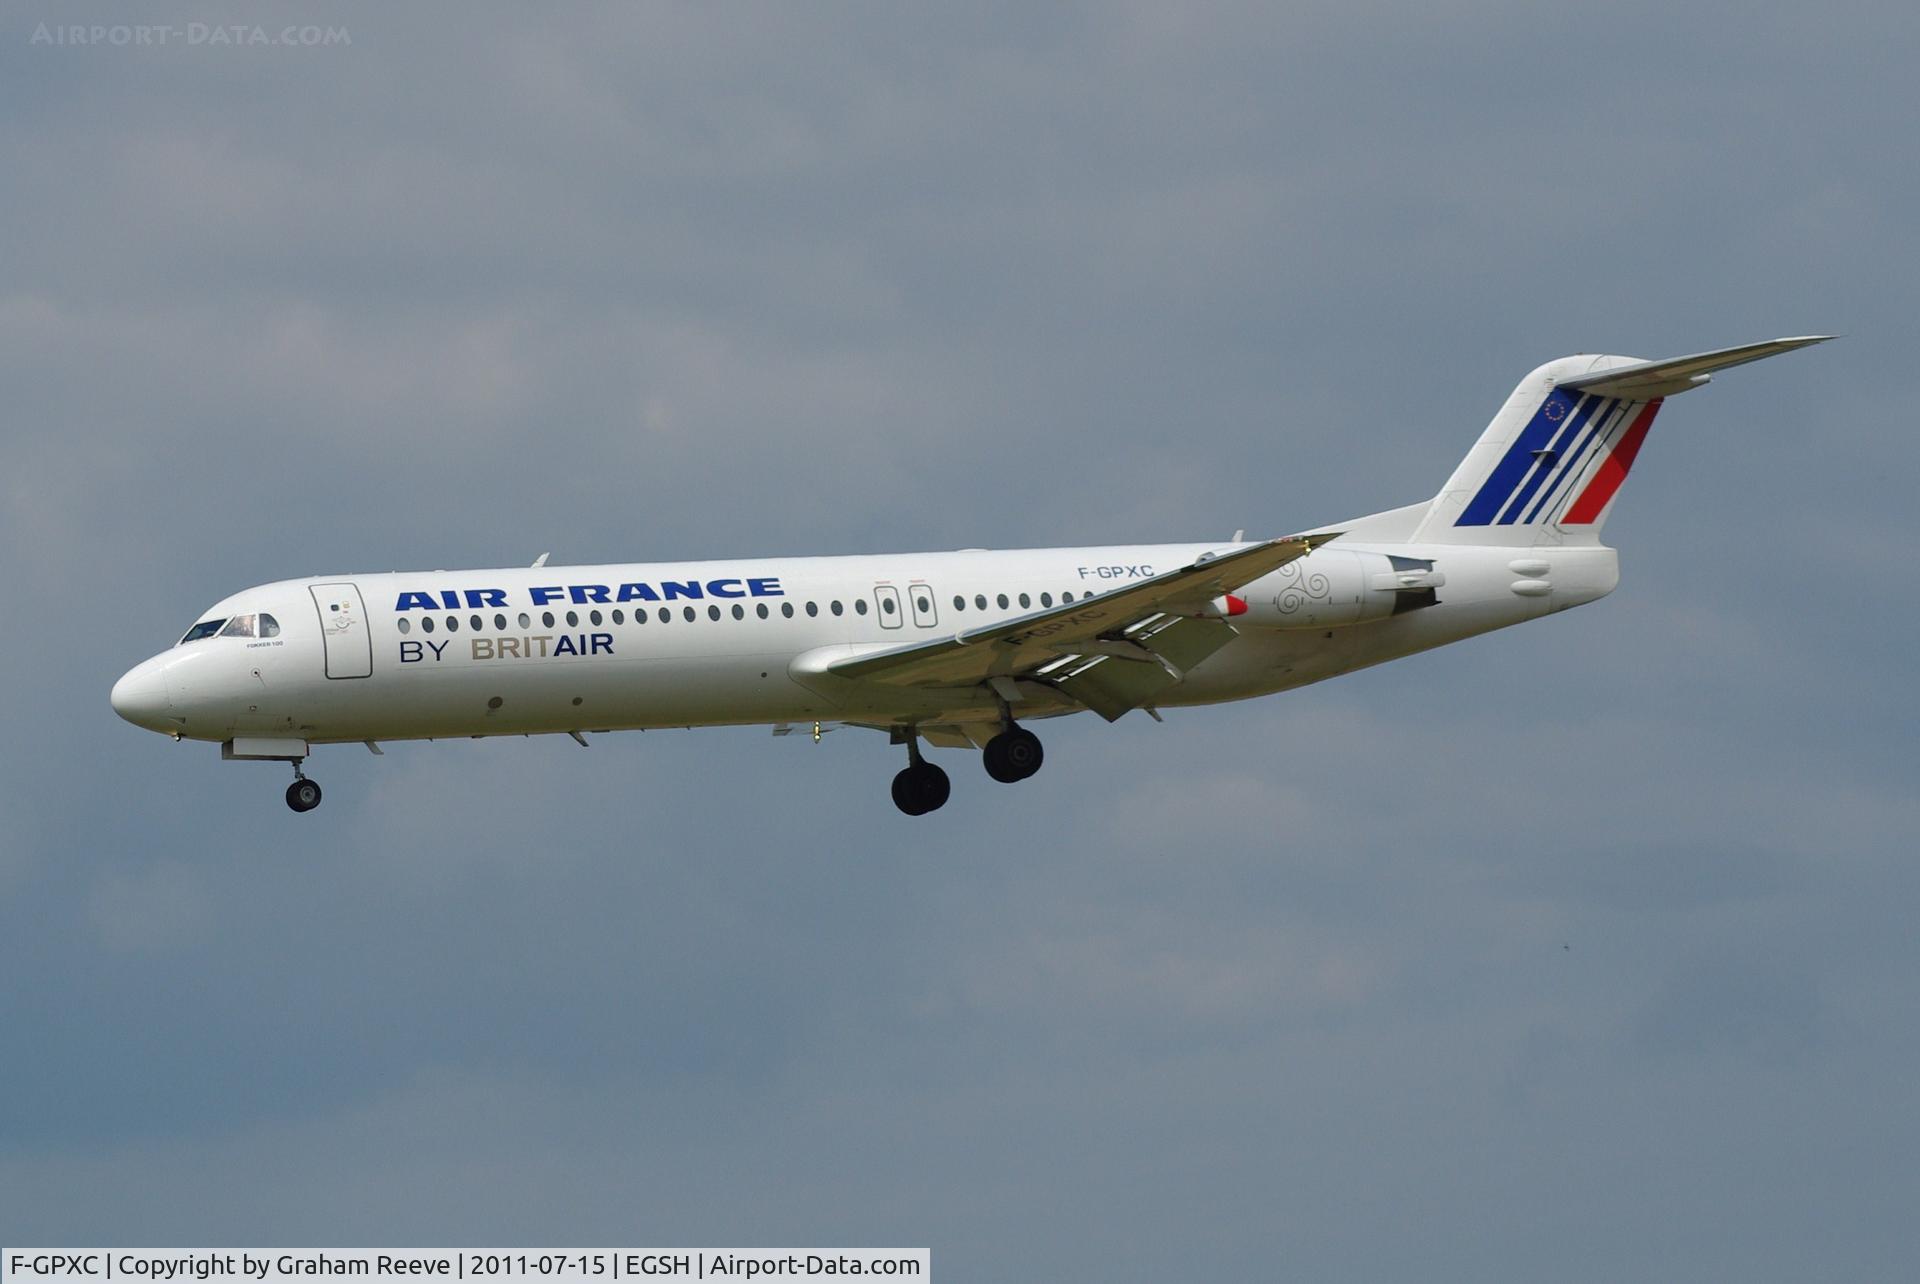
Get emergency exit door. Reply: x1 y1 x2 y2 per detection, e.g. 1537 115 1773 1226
909 584 939 627
310 582 373 678
874 584 905 629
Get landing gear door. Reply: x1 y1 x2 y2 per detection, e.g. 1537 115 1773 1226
310 582 373 679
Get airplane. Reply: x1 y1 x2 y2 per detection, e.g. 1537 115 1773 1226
111 337 1829 815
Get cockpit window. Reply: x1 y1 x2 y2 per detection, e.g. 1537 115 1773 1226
180 618 227 644
180 612 278 645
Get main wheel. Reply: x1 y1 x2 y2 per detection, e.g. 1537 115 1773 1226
915 761 951 812
286 779 322 812
891 761 951 815
983 727 1044 783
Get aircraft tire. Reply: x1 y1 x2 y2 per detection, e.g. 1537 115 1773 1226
286 779 322 813
916 761 951 812
891 767 924 815
892 762 950 815
983 728 1043 783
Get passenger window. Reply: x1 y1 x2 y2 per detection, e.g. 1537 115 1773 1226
518 612 531 629
658 608 672 623
422 617 436 633
708 605 722 621
446 615 460 632
220 615 256 638
996 594 1010 609
806 602 819 617
953 595 965 611
683 606 696 622
974 594 987 610
611 609 624 625
1063 591 1075 603
855 599 868 616
566 610 580 627
915 595 930 613
590 609 603 626
397 617 411 635
495 613 508 630
756 603 768 619
1018 593 1031 608
1039 593 1052 608
180 618 227 644
831 600 844 616
471 614 483 631
733 604 746 620
781 602 794 618
542 611 555 628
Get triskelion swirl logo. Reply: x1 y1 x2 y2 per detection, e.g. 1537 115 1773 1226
1273 560 1332 614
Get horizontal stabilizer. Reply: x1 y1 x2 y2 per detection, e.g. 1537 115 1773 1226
1558 335 1834 400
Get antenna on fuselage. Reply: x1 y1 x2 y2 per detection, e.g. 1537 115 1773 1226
531 552 550 567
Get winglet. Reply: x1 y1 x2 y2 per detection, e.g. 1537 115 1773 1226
1557 335 1834 400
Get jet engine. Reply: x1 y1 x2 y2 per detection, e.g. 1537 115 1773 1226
1224 550 1445 629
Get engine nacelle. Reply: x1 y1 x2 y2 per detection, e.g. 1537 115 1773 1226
1226 550 1445 629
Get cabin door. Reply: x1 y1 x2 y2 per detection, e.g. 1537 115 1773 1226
310 583 374 678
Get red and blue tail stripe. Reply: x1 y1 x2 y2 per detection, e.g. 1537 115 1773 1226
1561 400 1661 524
1494 393 1613 524
1455 390 1663 527
1517 398 1627 524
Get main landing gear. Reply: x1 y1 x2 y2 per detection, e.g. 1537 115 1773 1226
889 723 1046 816
285 763 323 813
982 725 1044 784
892 737 951 817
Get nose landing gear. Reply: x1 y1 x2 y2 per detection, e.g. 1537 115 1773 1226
285 764 323 813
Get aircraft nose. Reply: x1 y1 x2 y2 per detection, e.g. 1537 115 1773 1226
110 660 173 731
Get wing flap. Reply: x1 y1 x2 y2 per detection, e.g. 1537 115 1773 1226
1036 614 1238 722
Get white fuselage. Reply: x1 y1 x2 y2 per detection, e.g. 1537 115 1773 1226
109 539 1620 746
107 336 1824 815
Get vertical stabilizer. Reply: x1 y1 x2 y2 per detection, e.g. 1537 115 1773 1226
1410 337 1830 545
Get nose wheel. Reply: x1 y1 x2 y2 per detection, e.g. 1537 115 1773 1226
982 726 1043 783
285 767 322 813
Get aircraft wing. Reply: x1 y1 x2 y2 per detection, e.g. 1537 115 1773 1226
827 533 1337 718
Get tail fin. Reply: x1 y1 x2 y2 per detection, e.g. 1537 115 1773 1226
1411 337 1831 545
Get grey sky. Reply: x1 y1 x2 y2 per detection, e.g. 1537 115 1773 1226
2 1 1916 1278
